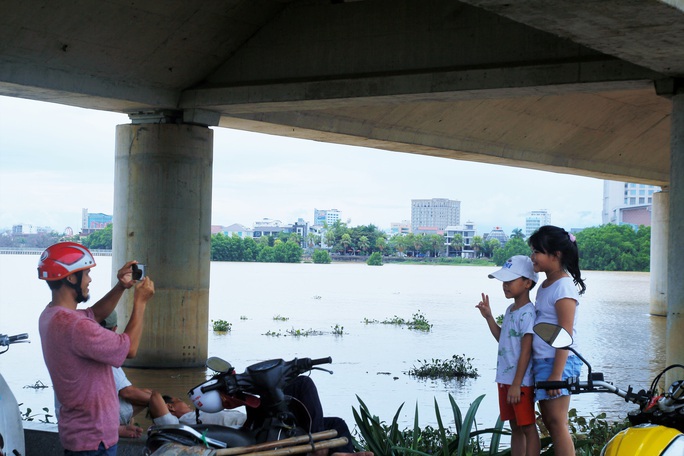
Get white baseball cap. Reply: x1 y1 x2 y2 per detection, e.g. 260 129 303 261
488 255 538 283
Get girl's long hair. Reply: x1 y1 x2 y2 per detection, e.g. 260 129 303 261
528 225 586 295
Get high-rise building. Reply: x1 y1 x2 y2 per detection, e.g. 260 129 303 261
602 181 660 227
313 209 341 227
81 208 112 235
525 210 551 237
411 198 460 233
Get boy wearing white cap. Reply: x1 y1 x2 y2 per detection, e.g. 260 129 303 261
476 255 540 456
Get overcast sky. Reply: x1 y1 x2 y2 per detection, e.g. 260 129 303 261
0 95 605 236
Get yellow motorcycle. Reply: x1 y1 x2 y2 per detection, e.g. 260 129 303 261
534 323 684 456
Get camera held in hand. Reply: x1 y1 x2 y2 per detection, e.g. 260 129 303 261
132 264 146 281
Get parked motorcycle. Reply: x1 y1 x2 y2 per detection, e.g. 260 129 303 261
0 332 30 456
146 355 349 456
534 322 684 455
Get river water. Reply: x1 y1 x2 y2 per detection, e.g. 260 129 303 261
0 254 665 435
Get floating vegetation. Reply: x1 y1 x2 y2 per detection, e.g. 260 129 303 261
19 405 54 423
23 380 49 390
407 354 478 380
286 328 324 337
331 324 344 335
211 319 232 332
363 311 432 332
313 295 322 299
264 328 325 337
240 315 248 320
273 314 289 321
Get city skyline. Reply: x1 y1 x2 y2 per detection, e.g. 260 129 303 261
1 95 605 236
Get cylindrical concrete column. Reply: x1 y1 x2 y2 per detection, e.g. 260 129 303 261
667 92 684 382
649 189 668 316
112 123 212 367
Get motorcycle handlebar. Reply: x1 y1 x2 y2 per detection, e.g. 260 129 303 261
1 333 29 347
536 380 571 390
535 378 648 405
310 356 333 366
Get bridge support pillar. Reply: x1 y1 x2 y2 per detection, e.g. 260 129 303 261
112 121 213 367
649 188 668 316
667 91 684 381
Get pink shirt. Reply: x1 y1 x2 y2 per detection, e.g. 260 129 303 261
39 305 131 451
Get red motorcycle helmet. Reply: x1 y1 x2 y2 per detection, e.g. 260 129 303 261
37 242 96 281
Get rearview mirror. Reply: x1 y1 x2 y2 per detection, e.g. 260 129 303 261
206 356 233 373
534 323 573 349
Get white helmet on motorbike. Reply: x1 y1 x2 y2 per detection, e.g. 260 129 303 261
188 379 224 413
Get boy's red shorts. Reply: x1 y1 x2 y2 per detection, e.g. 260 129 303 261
497 383 536 426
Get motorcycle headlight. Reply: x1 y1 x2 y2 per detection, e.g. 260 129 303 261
662 435 684 455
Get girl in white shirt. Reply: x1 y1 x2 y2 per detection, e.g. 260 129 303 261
529 226 586 456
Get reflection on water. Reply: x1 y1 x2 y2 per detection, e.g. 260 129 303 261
1 255 665 432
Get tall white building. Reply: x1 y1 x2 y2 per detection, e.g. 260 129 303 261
411 198 460 233
525 210 551 237
313 209 341 227
602 181 660 227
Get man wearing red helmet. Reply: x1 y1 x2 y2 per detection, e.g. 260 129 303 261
37 242 155 456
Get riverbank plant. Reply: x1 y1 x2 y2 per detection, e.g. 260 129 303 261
353 394 507 456
367 252 383 266
407 354 478 380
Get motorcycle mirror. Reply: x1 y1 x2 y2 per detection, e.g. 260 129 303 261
206 356 233 373
533 323 573 348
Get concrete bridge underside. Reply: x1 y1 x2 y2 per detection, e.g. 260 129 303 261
1 1 683 372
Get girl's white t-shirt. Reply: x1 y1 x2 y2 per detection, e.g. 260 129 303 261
532 276 580 359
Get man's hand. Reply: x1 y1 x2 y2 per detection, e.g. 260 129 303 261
117 261 140 289
134 276 155 303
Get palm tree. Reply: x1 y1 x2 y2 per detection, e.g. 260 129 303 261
471 235 484 258
450 233 463 257
511 228 525 240
358 235 370 255
341 233 352 255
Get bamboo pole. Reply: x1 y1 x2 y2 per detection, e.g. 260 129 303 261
215 430 338 456
215 437 348 456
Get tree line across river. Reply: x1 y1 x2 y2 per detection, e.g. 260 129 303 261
2 222 651 271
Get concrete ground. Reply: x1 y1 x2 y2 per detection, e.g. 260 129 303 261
23 421 146 455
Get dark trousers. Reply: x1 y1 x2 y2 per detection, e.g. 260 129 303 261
285 376 355 453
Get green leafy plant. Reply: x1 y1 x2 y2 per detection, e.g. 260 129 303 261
240 315 248 320
407 355 478 380
565 409 630 455
352 394 508 456
273 314 289 321
264 330 283 336
312 249 332 264
332 324 344 335
495 314 504 325
367 252 383 266
211 319 232 332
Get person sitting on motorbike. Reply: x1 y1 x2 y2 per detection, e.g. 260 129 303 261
149 375 372 456
148 391 247 428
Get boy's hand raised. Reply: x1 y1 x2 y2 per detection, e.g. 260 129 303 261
475 293 493 319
